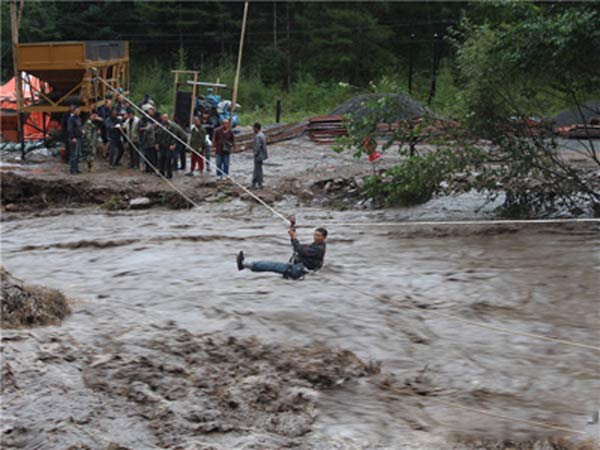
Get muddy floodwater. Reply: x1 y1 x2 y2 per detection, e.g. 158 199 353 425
1 200 599 449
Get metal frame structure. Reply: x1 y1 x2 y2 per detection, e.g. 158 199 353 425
16 41 129 114
171 71 230 130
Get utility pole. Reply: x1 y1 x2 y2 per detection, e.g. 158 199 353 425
10 0 25 159
231 1 249 116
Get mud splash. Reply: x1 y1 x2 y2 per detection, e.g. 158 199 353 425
84 326 376 447
2 322 378 449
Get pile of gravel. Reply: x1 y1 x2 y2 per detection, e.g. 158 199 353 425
330 93 433 121
553 100 600 126
1 267 71 328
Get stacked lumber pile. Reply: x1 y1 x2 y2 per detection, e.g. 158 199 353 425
307 115 348 143
235 121 307 151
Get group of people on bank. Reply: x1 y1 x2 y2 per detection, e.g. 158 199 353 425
61 95 268 188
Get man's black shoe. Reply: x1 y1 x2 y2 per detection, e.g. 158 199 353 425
237 251 245 271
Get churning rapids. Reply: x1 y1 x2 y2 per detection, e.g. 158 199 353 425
1 200 599 449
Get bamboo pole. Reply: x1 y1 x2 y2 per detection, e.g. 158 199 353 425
231 1 249 117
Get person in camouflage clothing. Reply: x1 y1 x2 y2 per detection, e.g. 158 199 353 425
83 111 100 173
155 113 178 179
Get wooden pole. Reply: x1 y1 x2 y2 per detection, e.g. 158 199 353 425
10 0 24 155
275 100 281 123
231 1 249 116
173 71 179 116
189 71 198 129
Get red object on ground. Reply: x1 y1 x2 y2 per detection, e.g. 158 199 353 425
368 150 382 163
0 75 58 141
364 136 382 163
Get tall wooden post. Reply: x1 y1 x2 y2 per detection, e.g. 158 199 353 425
189 71 198 130
231 1 249 117
275 100 281 123
172 71 179 116
10 0 25 156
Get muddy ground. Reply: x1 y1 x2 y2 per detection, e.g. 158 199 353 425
2 136 598 218
1 137 395 215
1 137 599 449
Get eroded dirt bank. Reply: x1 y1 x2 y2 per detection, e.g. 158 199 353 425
1 266 71 328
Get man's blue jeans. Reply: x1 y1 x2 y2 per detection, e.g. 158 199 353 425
216 153 230 178
250 261 305 280
70 138 81 174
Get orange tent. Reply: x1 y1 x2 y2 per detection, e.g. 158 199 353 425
0 75 59 141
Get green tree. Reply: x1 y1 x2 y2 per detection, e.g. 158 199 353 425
450 2 600 214
1 0 61 80
298 4 395 84
450 2 600 132
335 3 600 216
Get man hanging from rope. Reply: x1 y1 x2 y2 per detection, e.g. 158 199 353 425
237 226 327 280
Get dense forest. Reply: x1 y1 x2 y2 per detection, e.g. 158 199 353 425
2 2 464 83
2 1 599 121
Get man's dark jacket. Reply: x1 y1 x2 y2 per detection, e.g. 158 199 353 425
105 117 123 142
291 239 326 271
67 115 83 140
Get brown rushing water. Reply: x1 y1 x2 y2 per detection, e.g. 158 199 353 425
1 202 599 449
